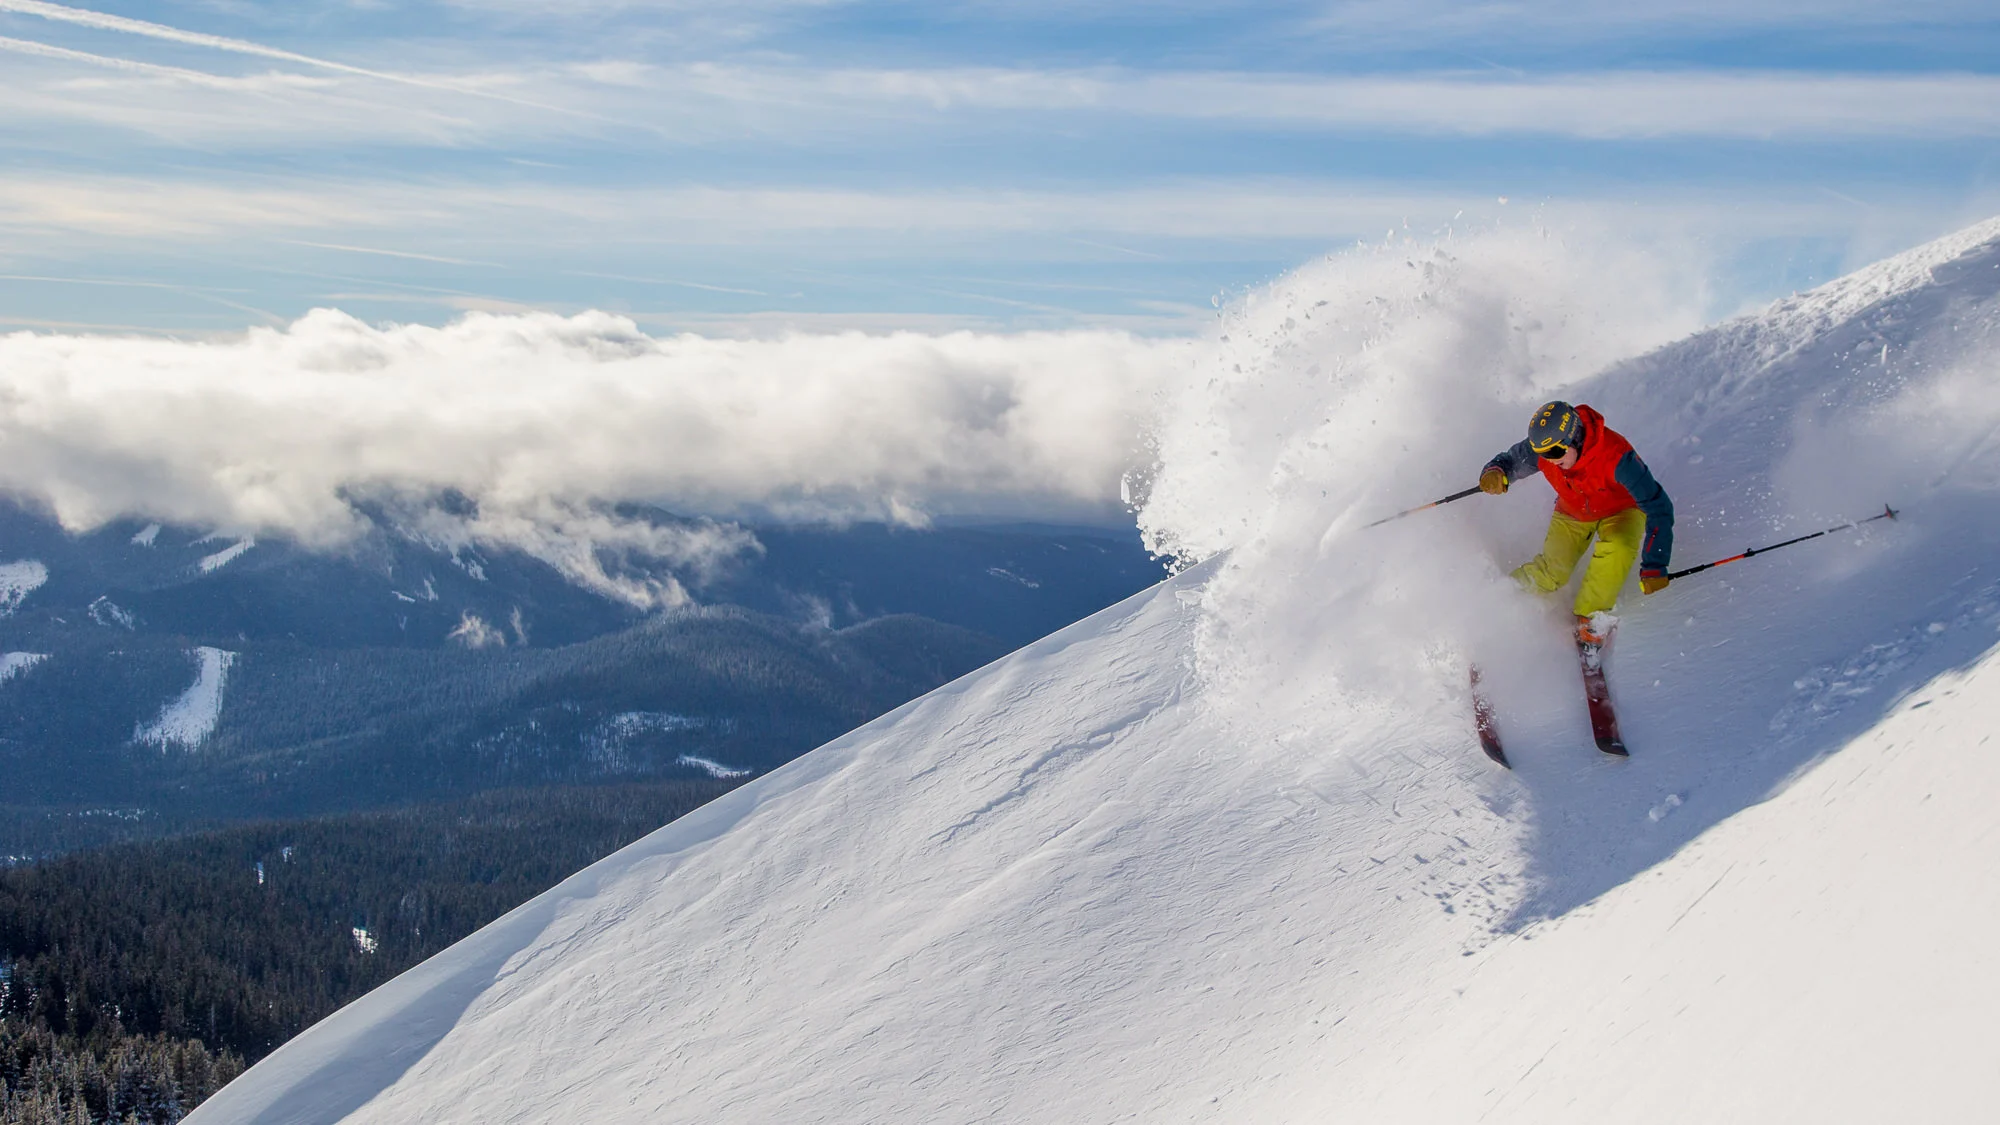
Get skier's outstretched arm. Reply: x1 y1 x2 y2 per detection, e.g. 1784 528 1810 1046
1615 450 1675 591
1478 439 1540 494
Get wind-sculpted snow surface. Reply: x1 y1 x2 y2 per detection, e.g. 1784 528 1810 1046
189 220 2000 1123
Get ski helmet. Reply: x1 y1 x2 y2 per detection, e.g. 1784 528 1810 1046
1527 401 1584 457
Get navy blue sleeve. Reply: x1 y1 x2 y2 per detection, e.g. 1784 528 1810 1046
1615 450 1675 572
1485 439 1541 484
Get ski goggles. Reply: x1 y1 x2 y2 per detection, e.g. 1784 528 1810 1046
1535 443 1570 460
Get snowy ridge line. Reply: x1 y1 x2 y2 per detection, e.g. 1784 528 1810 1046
1684 217 2000 384
1761 216 2000 338
135 647 238 750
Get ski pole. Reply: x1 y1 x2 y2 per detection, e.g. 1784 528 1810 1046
1666 504 1898 581
1365 486 1483 529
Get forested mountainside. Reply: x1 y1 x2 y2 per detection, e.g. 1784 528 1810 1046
0 505 1154 651
0 780 739 1125
0 608 1004 853
0 511 1159 854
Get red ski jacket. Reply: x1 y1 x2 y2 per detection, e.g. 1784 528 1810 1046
1485 404 1676 573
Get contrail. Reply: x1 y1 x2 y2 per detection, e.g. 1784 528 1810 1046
0 33 239 86
281 241 501 268
562 270 770 297
0 0 626 123
0 269 286 323
1 0 426 81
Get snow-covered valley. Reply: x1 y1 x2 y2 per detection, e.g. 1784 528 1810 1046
188 218 2000 1123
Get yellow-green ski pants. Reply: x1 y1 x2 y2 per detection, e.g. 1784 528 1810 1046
1513 507 1645 618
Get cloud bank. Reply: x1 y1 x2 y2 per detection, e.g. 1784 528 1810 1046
0 310 1178 602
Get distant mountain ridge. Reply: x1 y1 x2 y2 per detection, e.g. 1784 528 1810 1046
0 502 1163 853
0 502 1153 650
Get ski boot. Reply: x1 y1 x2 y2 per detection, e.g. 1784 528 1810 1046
1574 611 1617 669
1574 612 1626 755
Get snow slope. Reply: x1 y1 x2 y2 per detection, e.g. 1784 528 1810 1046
196 536 256 573
0 560 48 616
188 219 2000 1124
134 647 238 750
0 652 47 683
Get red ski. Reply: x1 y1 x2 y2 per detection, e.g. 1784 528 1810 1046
1577 638 1628 756
1469 665 1509 767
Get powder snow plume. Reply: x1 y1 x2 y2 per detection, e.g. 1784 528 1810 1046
0 312 1179 605
1135 215 2000 744
1134 224 1711 733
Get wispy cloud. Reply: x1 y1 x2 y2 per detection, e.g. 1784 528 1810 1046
423 0 1998 43
0 175 421 240
1 0 425 78
1291 0 1999 40
11 51 2000 148
786 67 2000 139
0 272 247 293
0 32 246 85
3 0 1994 339
0 56 489 149
561 270 768 297
0 176 1459 260
279 240 500 267
0 171 1977 247
0 314 200 331
0 0 638 124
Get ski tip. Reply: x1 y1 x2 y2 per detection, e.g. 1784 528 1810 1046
1483 745 1511 768
1596 739 1630 757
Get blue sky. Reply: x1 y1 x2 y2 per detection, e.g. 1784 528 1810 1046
3 0 1998 335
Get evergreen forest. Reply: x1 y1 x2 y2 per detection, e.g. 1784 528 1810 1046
0 779 739 1124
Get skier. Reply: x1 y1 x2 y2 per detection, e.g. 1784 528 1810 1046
1478 401 1674 649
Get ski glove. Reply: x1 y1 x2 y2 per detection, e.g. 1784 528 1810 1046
1639 569 1669 595
1479 467 1509 495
